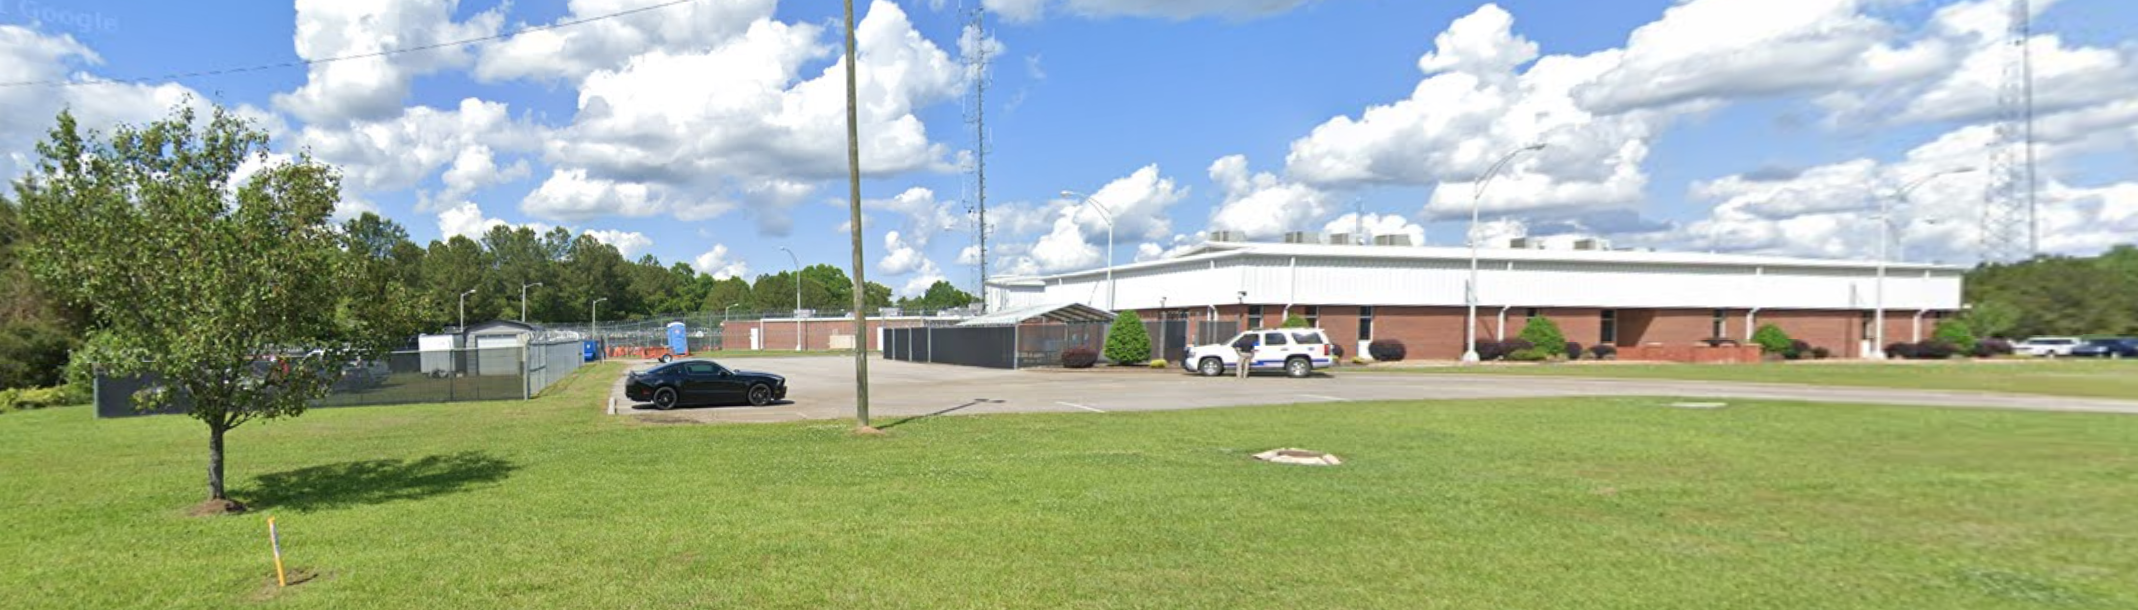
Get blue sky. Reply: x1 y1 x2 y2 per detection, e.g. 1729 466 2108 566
5 0 2138 296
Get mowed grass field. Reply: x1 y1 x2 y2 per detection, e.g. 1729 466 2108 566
1361 359 2138 399
4 363 2137 609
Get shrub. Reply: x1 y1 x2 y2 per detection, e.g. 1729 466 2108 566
1280 313 1310 329
1506 347 1552 362
1471 340 1505 361
1565 341 1584 361
1972 337 2015 358
1 386 80 412
1331 344 1345 359
1498 339 1533 360
1751 323 1794 356
1102 311 1152 365
1368 339 1407 362
1884 342 1918 359
1516 316 1567 359
1809 346 1833 360
1588 344 1618 360
1061 347 1098 369
1702 337 1741 348
1785 339 1811 361
1350 356 1372 366
1932 319 1978 353
1148 359 1167 369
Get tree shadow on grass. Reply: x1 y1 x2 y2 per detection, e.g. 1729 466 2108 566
239 451 517 511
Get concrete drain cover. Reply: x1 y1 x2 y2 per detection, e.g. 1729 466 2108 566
1667 401 1729 409
1254 448 1342 466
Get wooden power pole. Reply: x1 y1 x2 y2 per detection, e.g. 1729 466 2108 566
844 0 874 431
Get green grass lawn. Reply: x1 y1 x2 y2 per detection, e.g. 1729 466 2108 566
1358 359 2138 400
5 363 2136 609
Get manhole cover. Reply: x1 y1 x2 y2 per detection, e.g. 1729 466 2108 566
1667 401 1728 409
1254 448 1342 466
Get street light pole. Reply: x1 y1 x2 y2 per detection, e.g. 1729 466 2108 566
1462 143 1545 364
1872 166 1976 359
779 246 802 351
1061 190 1116 310
520 282 542 323
457 288 477 337
591 297 608 360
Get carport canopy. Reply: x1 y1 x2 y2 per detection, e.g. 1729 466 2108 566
954 302 1117 327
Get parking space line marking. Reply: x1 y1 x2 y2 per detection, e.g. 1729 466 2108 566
1056 401 1106 413
1298 394 1348 402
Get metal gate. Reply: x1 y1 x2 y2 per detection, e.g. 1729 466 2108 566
882 326 1017 369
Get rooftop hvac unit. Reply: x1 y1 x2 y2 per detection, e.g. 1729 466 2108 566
1372 234 1414 247
1282 231 1321 244
1208 230 1244 243
1326 233 1359 246
1572 238 1608 251
1509 237 1545 249
878 307 903 318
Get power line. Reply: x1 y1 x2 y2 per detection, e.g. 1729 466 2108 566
0 0 701 88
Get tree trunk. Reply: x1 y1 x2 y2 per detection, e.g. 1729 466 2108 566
207 423 227 501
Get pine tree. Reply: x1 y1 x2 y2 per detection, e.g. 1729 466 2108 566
1751 323 1795 355
1103 310 1153 365
1511 316 1567 361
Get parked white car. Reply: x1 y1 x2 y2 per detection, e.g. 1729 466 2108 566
1184 328 1337 378
2016 336 2082 357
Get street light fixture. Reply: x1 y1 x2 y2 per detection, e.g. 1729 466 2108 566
520 282 542 323
1061 190 1116 311
1461 143 1546 364
779 246 802 351
1872 166 1977 359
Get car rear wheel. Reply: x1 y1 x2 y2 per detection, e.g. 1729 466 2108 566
1285 357 1311 378
653 387 678 410
747 384 773 406
1198 357 1223 377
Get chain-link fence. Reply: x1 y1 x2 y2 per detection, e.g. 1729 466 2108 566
548 307 978 356
94 339 586 418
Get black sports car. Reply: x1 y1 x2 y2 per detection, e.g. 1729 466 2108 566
624 359 788 409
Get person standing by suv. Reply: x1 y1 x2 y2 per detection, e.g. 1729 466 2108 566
1232 333 1259 379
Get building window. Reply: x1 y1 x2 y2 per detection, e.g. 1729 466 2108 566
1711 309 1728 338
1304 306 1320 328
1358 306 1375 341
1600 309 1618 344
1247 305 1263 329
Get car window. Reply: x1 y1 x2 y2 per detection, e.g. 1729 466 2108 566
684 362 716 375
1291 331 1325 344
1263 332 1290 346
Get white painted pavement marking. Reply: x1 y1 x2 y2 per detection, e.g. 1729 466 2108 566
1298 394 1349 402
1055 401 1107 413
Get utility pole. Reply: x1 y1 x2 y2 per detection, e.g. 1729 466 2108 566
844 0 874 431
520 281 542 323
963 7 993 313
458 288 477 337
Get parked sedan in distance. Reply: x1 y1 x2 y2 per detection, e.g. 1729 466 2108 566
625 359 787 409
2069 338 2138 359
2016 336 2083 357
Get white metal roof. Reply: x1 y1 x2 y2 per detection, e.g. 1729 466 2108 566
955 302 1117 327
989 241 1962 285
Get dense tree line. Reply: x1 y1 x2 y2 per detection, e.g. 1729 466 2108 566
1963 245 2138 338
335 212 975 331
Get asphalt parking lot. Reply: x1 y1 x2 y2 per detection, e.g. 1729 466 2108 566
607 356 2138 424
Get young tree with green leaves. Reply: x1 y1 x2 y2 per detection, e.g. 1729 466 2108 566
1512 316 1567 361
1103 311 1153 365
1932 319 1978 352
15 105 425 512
1751 323 1795 356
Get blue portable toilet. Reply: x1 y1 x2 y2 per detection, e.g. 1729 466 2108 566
582 340 599 362
666 321 688 356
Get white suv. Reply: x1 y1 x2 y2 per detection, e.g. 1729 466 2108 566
1184 328 1336 378
2017 336 2082 357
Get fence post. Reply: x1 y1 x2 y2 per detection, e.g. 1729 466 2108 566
926 325 934 363
521 344 532 401
1012 325 1021 370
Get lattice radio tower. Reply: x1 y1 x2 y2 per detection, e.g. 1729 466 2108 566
1981 0 2038 263
961 5 993 311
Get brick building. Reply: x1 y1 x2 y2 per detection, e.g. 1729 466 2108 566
984 240 1964 360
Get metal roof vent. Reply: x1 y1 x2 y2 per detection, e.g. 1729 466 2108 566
1327 233 1359 246
1509 237 1545 249
1372 235 1413 247
1572 238 1608 251
1282 231 1321 244
1208 230 1244 243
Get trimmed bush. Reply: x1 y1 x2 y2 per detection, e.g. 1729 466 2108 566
1061 347 1098 369
1914 341 1960 360
1498 339 1534 360
1972 337 2015 358
1102 311 1153 365
1472 341 1504 362
1280 313 1310 329
1885 342 1918 359
1 386 79 412
1785 340 1811 361
1368 339 1407 362
1932 319 1978 353
1702 337 1741 348
1331 344 1345 359
1588 344 1618 360
1516 317 1567 360
1506 347 1551 362
1809 346 1833 360
1147 359 1168 369
1751 323 1794 356
1565 341 1584 361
